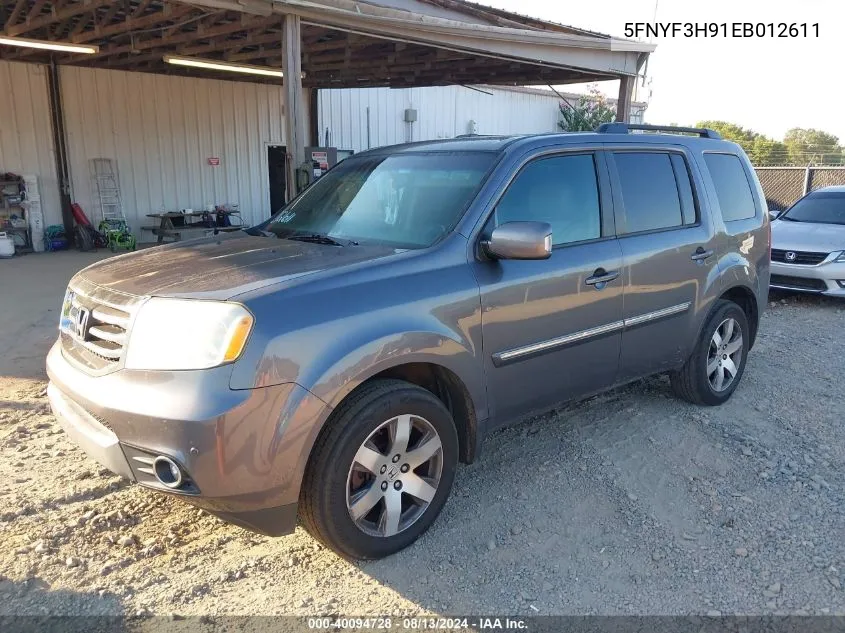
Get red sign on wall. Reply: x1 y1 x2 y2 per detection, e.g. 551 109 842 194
208 157 220 166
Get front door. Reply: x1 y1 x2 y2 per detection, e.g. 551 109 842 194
472 151 624 426
606 148 721 381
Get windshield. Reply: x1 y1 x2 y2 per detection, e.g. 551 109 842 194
781 192 845 225
258 152 496 248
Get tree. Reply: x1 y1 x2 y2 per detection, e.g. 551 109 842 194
784 128 844 165
748 136 789 166
695 120 792 166
558 85 616 132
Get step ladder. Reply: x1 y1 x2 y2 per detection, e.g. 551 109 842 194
89 158 125 224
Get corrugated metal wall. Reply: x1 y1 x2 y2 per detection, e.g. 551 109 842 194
0 61 62 227
318 85 645 153
60 66 289 236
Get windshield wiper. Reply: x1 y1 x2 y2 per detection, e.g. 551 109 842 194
286 233 357 246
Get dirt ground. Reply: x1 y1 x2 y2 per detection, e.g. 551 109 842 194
1 250 844 617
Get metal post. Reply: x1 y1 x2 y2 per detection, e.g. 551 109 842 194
282 14 305 201
803 165 812 195
615 75 634 123
47 59 75 244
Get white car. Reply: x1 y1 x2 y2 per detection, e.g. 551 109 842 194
770 186 845 297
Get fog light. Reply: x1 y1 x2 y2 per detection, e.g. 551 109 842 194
153 456 184 489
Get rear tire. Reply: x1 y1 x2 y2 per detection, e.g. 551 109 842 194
670 300 749 406
300 379 458 559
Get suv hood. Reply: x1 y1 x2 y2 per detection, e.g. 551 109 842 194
76 233 399 299
771 220 845 254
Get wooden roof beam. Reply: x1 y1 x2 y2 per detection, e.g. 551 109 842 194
68 13 276 62
6 0 114 37
4 0 29 31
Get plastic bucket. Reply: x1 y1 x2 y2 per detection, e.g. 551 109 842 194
0 232 15 257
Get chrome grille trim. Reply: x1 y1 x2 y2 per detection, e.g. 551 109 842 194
60 276 143 375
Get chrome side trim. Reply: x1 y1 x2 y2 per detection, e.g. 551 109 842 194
491 302 692 366
492 320 624 367
623 301 691 329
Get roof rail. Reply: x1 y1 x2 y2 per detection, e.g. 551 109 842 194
597 123 722 140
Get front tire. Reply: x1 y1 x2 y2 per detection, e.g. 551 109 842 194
670 300 749 406
300 379 459 559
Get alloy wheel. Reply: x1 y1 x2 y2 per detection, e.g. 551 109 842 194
707 317 744 392
346 414 443 538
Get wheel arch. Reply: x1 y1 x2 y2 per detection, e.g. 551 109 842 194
719 284 760 348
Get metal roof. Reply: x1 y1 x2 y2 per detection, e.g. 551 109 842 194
0 0 654 88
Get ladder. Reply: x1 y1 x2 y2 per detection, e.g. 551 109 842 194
89 158 125 223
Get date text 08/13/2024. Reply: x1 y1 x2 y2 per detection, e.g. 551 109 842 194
307 618 528 630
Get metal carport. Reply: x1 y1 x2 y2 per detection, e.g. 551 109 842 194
0 0 654 238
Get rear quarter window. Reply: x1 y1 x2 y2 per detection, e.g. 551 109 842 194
704 153 757 222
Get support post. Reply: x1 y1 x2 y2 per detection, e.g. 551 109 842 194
615 75 634 123
803 165 812 195
47 59 74 244
282 13 305 201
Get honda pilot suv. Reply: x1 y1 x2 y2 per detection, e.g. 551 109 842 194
48 124 770 559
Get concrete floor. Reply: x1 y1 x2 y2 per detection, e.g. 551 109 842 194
0 250 113 380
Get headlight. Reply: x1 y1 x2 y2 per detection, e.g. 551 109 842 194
836 251 845 263
124 298 253 370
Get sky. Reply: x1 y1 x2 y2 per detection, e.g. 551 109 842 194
477 0 842 142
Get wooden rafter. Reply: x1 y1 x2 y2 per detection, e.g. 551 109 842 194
4 0 30 31
72 3 196 42
6 0 113 37
65 13 278 63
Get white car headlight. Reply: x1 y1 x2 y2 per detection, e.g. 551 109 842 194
124 298 254 370
836 250 845 263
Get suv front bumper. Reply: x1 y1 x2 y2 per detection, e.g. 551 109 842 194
46 339 331 536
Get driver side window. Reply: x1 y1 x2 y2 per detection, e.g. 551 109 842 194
495 153 601 246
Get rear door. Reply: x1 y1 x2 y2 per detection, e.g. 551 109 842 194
471 149 624 426
607 147 722 381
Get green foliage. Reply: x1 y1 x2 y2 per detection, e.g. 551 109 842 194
695 120 843 166
783 128 843 165
558 86 616 132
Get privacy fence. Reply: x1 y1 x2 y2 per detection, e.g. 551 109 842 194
755 166 845 212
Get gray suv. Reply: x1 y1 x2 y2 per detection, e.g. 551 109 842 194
47 124 770 559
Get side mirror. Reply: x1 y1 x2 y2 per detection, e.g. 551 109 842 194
483 221 552 260
768 209 781 220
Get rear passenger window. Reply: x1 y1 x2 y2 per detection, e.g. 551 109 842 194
495 154 601 246
614 153 683 234
704 153 757 221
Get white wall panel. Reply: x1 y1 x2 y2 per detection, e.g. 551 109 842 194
0 61 62 227
319 85 645 153
61 66 288 239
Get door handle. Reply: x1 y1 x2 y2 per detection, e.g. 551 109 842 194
585 268 619 287
691 247 714 262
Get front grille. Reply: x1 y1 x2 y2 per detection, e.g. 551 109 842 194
60 277 142 374
770 274 828 292
771 249 829 265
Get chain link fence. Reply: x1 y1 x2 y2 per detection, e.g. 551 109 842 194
755 166 845 211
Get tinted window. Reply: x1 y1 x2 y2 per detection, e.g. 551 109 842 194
262 153 494 248
781 192 845 225
614 152 683 233
670 154 697 225
495 154 600 245
704 153 757 222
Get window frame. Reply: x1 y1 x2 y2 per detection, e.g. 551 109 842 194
477 148 614 251
606 148 702 238
701 151 760 224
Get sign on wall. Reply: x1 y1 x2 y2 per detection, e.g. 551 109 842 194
208 157 220 166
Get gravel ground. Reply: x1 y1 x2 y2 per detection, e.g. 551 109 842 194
1 252 844 617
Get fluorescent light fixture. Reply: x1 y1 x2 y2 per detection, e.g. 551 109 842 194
164 55 283 78
0 36 99 54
